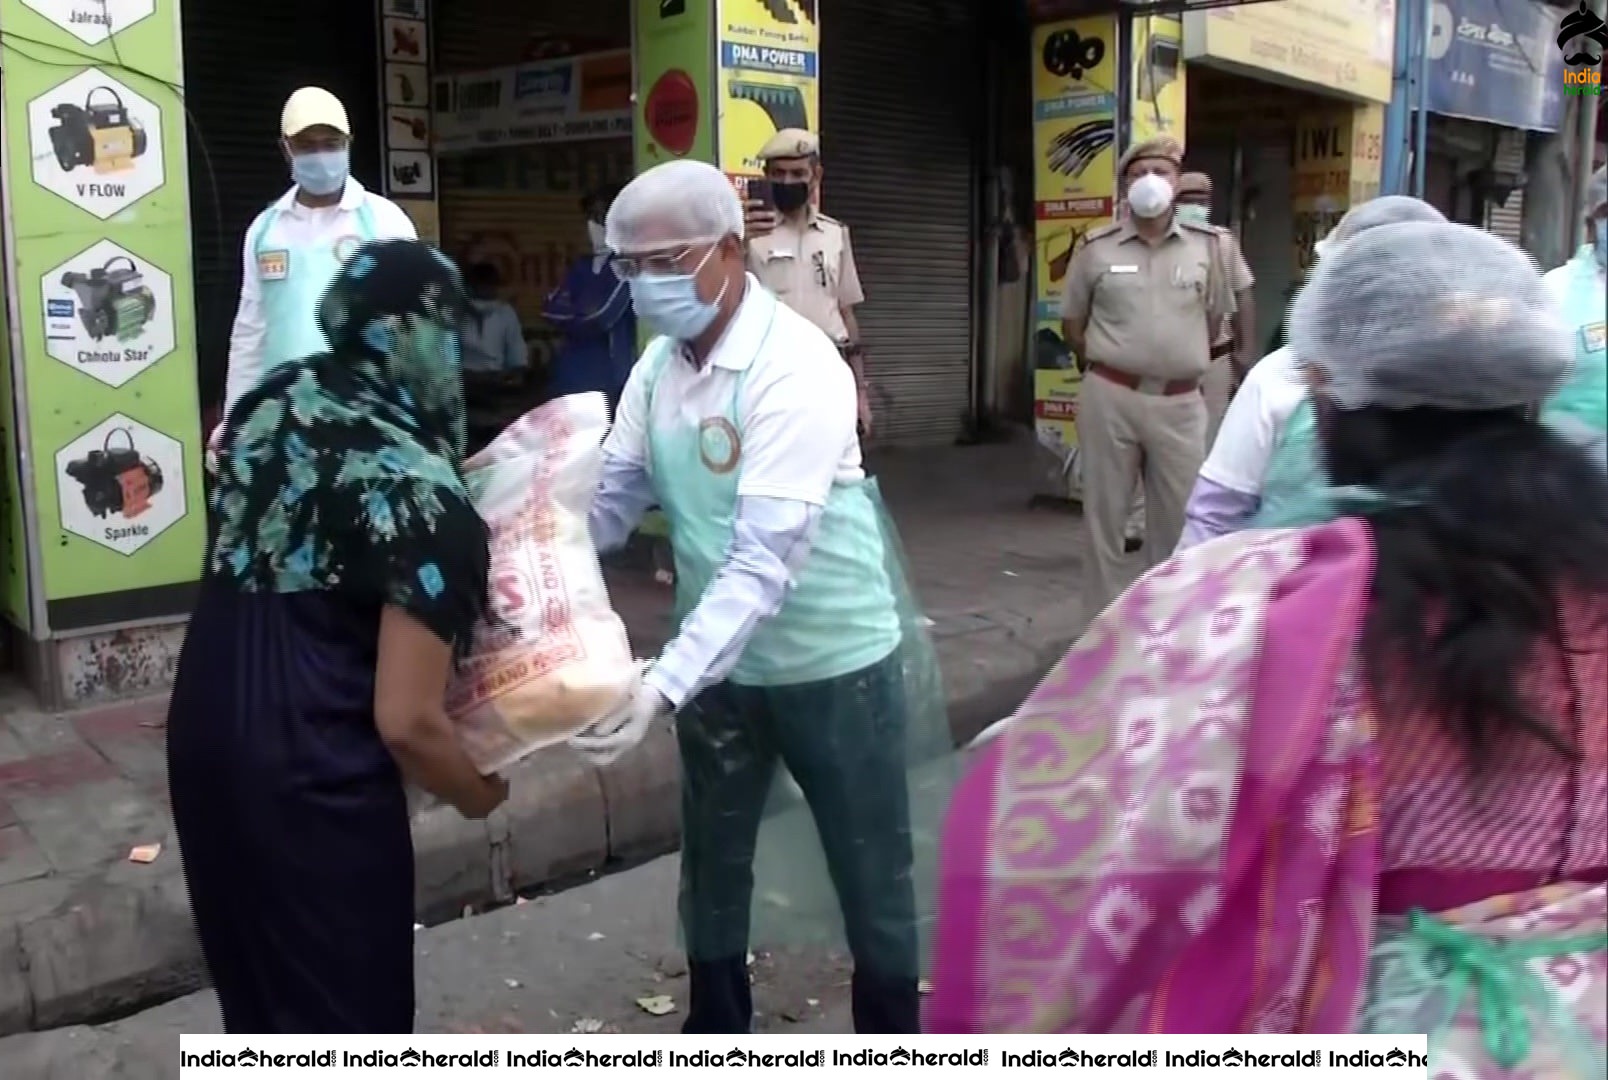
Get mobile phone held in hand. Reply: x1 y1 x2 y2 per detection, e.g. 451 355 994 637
746 178 774 211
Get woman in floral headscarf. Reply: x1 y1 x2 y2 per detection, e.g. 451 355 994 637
168 240 505 1033
929 222 1607 1076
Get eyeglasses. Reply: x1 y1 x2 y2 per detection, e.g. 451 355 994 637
611 245 700 281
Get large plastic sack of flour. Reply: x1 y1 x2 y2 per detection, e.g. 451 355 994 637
445 392 636 774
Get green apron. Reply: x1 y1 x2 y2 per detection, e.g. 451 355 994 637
634 296 952 1032
640 300 900 686
251 200 378 371
1361 901 1608 1077
1545 247 1607 434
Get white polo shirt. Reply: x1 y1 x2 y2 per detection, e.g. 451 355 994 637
222 178 416 423
604 275 861 505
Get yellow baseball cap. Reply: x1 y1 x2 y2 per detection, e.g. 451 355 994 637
281 87 350 138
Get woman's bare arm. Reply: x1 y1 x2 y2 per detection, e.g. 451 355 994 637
374 605 507 819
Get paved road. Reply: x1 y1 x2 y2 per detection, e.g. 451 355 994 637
0 855 861 1079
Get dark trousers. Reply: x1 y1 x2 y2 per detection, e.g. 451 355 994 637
676 651 920 1034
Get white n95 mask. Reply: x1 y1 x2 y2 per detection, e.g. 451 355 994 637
1126 174 1174 220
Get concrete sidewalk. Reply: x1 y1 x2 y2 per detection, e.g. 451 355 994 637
0 855 859 1079
0 439 1091 1037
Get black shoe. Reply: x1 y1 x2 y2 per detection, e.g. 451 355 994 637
1124 536 1143 554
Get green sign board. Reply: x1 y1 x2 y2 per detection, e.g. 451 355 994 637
0 0 203 633
634 0 717 174
0 261 26 627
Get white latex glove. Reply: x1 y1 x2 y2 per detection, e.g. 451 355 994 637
568 668 671 767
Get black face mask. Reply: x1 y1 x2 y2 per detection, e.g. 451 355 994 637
772 181 810 213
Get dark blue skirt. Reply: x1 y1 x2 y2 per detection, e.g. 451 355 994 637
167 582 414 1033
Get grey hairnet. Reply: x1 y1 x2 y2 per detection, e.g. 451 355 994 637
1313 195 1446 260
604 159 743 254
1290 221 1572 412
1588 165 1607 213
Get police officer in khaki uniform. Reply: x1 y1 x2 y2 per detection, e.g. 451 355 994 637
743 128 873 433
1175 172 1257 448
1061 135 1234 617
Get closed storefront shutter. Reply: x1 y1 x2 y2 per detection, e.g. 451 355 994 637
181 3 381 411
820 0 979 445
1485 128 1526 246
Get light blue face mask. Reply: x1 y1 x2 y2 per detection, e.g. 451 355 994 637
1175 203 1211 227
628 245 726 341
291 148 350 197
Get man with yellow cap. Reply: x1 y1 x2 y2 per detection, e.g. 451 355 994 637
212 87 417 449
1060 135 1234 617
743 128 872 434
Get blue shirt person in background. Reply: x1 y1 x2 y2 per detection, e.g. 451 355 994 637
543 185 635 409
459 262 528 380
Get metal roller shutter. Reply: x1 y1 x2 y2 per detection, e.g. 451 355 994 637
820 0 979 445
1485 128 1525 246
181 3 381 410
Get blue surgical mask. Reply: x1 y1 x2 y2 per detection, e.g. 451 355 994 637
628 247 726 340
291 148 349 197
1175 203 1211 227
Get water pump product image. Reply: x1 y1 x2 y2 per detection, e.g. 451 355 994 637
392 159 423 187
65 428 164 520
47 86 148 175
60 256 157 343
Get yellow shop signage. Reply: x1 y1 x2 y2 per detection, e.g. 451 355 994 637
1183 0 1397 104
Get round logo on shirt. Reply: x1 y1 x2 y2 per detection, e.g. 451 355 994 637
697 417 741 475
334 234 364 264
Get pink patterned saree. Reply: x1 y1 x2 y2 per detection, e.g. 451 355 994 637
927 518 1607 1076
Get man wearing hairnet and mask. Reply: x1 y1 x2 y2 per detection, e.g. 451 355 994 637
1060 135 1234 616
1176 196 1448 549
568 159 948 1035
1541 165 1606 433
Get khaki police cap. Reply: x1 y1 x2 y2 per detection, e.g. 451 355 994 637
1176 171 1212 197
759 128 820 162
1116 135 1183 179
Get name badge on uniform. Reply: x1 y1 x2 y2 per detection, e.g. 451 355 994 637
765 246 797 262
1583 322 1606 353
1109 264 1139 274
258 249 289 281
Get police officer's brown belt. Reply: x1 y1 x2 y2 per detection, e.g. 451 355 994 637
1089 362 1200 396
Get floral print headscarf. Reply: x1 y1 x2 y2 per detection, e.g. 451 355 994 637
210 239 491 645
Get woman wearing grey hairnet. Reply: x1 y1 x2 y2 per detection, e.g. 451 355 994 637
568 159 950 1034
1176 196 1446 549
930 221 1607 1066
